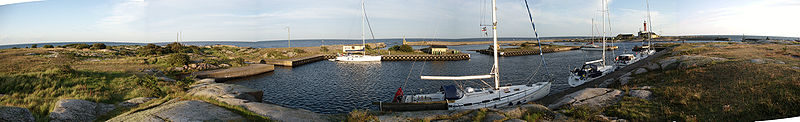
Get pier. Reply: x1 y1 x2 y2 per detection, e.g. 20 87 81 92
535 47 672 105
191 64 275 81
262 53 472 67
261 54 334 67
381 54 470 61
473 46 580 57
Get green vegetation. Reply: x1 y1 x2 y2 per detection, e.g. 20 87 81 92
31 44 37 48
43 45 54 48
90 43 107 49
160 53 190 67
346 110 377 122
388 44 414 52
60 43 91 49
606 43 800 121
0 42 269 120
0 66 187 120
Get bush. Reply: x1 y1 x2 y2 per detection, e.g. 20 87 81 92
160 53 190 67
43 45 54 48
137 44 167 56
63 44 91 49
165 42 184 53
90 43 107 50
31 44 37 48
389 44 414 52
320 46 329 52
230 57 245 67
11 47 18 49
293 48 306 53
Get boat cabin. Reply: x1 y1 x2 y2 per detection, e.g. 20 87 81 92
342 46 366 54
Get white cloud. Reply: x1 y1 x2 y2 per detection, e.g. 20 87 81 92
0 0 42 6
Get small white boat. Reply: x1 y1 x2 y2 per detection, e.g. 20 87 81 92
331 54 381 62
615 54 638 66
580 44 618 51
331 0 381 62
569 0 615 87
568 60 614 87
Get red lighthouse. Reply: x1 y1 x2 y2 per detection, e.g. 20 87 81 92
643 21 647 32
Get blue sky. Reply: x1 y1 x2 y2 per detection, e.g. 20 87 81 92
0 0 798 45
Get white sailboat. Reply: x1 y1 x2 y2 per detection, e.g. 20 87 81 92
568 0 615 87
634 0 656 58
377 0 551 111
332 0 381 62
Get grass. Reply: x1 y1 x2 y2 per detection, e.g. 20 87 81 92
0 66 187 121
0 45 274 121
609 43 800 121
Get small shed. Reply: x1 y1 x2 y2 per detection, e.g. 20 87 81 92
422 45 448 54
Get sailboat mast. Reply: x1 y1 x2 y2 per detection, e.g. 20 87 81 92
491 0 500 90
361 0 366 53
601 0 607 66
646 0 652 48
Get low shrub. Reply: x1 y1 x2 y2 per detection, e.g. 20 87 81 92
389 44 414 52
90 43 107 50
43 45 54 48
160 53 190 67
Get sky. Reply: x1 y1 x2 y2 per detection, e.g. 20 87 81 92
0 0 798 45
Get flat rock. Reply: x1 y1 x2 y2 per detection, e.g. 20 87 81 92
483 112 506 122
0 106 35 122
188 82 263 102
243 102 330 122
633 68 648 75
504 118 527 122
628 90 652 100
676 55 727 69
619 77 632 86
107 100 245 122
117 97 158 108
643 62 660 70
49 99 115 122
548 88 623 109
501 104 553 119
658 58 678 69
750 58 785 64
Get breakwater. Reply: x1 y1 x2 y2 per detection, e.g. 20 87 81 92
474 46 580 56
262 54 471 67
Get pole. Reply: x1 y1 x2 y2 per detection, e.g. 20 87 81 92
491 0 500 90
287 27 291 48
646 0 652 49
361 0 366 55
601 0 607 66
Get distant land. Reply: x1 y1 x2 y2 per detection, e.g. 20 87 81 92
1 35 798 49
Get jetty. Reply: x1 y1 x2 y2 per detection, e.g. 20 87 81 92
535 47 672 105
473 46 580 56
191 64 275 81
404 40 555 46
261 53 472 67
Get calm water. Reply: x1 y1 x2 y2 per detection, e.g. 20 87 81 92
227 40 653 114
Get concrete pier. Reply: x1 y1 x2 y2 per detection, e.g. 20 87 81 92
262 54 334 67
381 54 470 61
191 64 275 80
261 53 472 67
474 46 580 57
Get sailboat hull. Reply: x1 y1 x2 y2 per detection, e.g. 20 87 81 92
568 65 614 87
332 55 382 62
378 82 551 111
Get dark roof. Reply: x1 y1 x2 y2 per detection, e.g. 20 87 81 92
430 45 448 48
